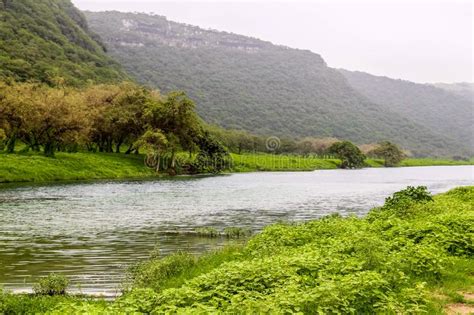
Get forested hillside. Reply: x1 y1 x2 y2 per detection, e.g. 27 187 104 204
0 0 127 85
85 11 469 157
340 70 473 156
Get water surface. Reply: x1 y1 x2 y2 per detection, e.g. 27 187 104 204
0 166 472 295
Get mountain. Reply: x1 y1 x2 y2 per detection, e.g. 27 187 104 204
84 11 472 157
0 0 127 85
340 70 473 156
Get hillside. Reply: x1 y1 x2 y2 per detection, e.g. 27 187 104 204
0 0 127 85
85 11 469 157
340 70 473 156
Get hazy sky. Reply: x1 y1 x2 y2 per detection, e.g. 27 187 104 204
72 0 473 83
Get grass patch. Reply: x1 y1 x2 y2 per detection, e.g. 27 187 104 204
0 292 108 314
400 158 474 167
230 153 472 172
230 153 340 171
0 152 155 183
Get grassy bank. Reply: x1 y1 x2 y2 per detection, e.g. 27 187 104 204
1 152 472 184
0 152 155 183
1 186 472 313
230 153 473 171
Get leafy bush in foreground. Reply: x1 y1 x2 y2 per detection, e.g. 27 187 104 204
383 185 433 210
33 274 69 296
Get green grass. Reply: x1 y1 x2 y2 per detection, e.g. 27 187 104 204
3 186 471 314
230 153 473 172
1 152 472 184
230 153 340 171
0 293 109 314
0 152 155 183
400 158 474 167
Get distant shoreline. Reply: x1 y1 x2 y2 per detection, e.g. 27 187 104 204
0 152 472 185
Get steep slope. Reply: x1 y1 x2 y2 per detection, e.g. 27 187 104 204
0 0 127 85
85 11 469 157
340 70 473 156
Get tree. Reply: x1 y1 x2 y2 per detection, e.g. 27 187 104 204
370 141 405 167
134 129 168 173
84 83 151 153
192 132 230 174
32 86 90 157
0 81 36 153
328 141 366 169
0 82 91 157
144 91 201 171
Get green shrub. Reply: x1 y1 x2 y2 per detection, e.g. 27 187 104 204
223 227 252 238
384 186 433 209
130 252 196 291
195 227 219 237
33 274 69 296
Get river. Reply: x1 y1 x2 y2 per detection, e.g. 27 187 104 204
0 166 472 295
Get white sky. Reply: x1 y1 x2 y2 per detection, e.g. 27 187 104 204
72 0 473 83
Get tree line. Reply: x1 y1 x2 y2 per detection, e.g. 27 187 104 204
0 80 406 173
0 81 230 174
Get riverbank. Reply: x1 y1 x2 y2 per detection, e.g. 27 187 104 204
231 153 473 172
1 186 472 313
0 152 472 183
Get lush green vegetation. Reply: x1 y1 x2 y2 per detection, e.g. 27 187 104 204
368 141 406 167
33 274 69 296
1 186 472 313
0 0 127 86
328 140 366 169
85 11 471 157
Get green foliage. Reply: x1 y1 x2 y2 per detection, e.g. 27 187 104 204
32 274 69 296
223 227 252 238
328 140 366 168
129 252 196 292
0 0 127 85
370 141 405 166
195 227 220 237
383 186 433 210
191 132 231 174
0 290 101 315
